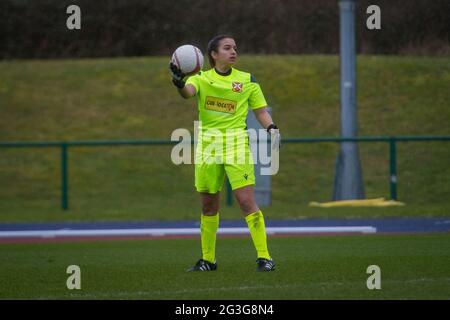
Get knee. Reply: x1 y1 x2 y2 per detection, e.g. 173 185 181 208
237 197 256 214
202 200 220 215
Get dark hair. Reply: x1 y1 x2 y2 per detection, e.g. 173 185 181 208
207 34 234 67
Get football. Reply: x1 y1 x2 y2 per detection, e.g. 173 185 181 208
171 44 204 76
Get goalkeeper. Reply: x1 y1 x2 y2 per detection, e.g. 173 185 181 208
170 35 281 272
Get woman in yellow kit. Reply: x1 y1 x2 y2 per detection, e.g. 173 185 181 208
170 35 280 272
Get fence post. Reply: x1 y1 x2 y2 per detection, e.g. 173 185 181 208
389 137 398 200
61 143 69 210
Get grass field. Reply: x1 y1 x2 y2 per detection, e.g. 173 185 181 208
0 55 449 222
1 233 449 299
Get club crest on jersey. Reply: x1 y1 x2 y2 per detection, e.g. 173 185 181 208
232 82 243 93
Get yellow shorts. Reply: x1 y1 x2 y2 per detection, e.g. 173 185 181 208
194 131 255 193
195 161 255 194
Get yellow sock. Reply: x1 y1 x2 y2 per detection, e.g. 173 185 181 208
245 210 271 259
201 213 219 263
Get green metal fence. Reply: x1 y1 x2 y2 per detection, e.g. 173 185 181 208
1 136 449 210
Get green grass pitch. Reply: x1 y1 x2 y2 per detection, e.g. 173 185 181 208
1 233 449 299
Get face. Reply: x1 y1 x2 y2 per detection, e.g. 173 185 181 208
212 38 237 66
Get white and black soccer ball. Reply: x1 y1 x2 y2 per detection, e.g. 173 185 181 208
171 44 204 76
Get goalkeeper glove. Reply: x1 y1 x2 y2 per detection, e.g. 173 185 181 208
267 124 281 150
169 62 186 89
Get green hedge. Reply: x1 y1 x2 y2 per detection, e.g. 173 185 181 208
1 0 448 58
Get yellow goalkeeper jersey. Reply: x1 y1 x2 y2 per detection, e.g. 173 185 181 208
186 67 267 131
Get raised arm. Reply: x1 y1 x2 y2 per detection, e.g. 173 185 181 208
177 84 196 99
169 62 196 99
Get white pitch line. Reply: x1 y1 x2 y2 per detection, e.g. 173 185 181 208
0 226 376 238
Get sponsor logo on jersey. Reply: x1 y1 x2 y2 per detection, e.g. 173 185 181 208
205 96 237 114
232 82 243 93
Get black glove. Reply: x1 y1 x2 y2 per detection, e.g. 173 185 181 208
169 62 186 89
